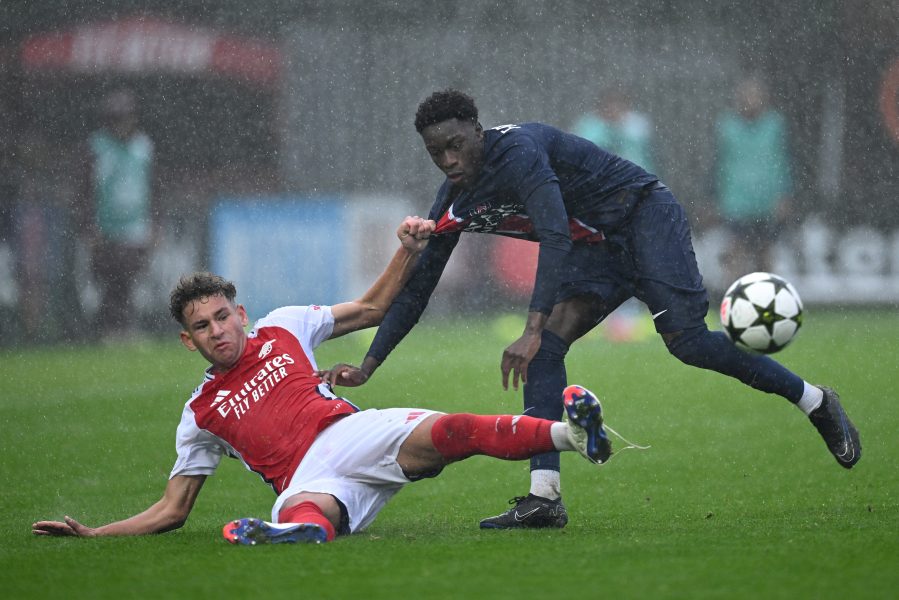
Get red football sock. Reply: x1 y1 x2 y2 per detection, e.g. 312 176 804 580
277 501 336 541
430 413 556 462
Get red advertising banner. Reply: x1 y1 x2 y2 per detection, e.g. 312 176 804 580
881 57 899 146
20 17 281 86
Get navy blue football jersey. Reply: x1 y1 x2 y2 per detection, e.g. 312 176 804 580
367 122 659 363
431 122 656 240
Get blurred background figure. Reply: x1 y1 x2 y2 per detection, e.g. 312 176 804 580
571 88 658 342
572 88 656 176
0 91 20 343
76 89 157 341
714 74 793 285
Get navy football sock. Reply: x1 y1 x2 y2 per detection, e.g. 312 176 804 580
666 327 804 402
524 330 570 472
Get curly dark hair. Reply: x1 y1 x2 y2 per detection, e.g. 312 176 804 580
414 89 479 133
169 272 237 325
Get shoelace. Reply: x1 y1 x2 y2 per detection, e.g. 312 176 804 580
598 421 651 465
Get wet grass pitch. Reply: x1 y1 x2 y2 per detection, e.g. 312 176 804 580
3 309 897 598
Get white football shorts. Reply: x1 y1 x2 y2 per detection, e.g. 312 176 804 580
271 407 440 533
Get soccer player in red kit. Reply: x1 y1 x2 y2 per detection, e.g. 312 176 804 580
32 216 610 544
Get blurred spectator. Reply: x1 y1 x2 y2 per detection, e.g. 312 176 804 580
76 89 157 340
0 96 15 243
572 88 656 175
715 75 793 283
572 89 657 342
14 131 53 339
0 94 21 343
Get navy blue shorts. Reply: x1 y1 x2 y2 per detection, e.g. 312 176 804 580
556 186 709 334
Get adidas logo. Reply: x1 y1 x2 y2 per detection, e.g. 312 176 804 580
210 389 230 408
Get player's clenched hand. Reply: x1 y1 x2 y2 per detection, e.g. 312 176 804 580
501 332 542 391
397 216 436 252
316 363 369 388
32 516 96 537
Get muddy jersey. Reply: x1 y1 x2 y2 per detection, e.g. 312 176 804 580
169 305 358 494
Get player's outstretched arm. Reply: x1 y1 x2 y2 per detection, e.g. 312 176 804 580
328 216 435 339
32 475 206 538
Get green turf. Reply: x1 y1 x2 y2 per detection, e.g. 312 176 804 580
2 309 898 599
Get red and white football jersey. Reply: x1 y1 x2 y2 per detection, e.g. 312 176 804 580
169 305 358 493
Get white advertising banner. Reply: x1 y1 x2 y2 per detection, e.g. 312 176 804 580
694 217 899 304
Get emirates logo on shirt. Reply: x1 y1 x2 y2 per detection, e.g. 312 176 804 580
209 353 296 420
258 339 275 359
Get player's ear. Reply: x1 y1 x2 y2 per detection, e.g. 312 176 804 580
237 304 249 327
180 330 197 352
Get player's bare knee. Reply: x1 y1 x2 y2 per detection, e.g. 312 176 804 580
397 414 447 475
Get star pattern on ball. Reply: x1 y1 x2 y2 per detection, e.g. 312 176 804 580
721 273 803 354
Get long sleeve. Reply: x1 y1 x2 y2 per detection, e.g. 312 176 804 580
524 181 573 314
366 231 460 363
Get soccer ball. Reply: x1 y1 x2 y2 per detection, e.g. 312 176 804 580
720 272 803 354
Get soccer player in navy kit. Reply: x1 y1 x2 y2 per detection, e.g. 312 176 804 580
321 89 861 530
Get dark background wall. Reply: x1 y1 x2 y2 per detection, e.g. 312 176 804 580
0 1 897 344
275 1 897 227
3 1 896 224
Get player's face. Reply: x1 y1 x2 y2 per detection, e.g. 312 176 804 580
179 293 249 373
421 119 485 190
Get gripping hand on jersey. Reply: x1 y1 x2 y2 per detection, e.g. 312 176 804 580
397 215 436 252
